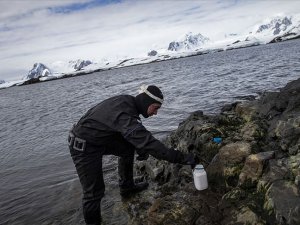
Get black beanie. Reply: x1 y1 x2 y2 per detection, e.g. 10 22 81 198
135 85 164 118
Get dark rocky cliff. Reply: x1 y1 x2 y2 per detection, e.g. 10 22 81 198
123 78 300 225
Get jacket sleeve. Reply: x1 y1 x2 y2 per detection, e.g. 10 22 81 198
115 112 185 163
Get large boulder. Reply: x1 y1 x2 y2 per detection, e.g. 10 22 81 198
238 151 275 187
256 78 300 120
264 180 299 225
258 156 300 225
207 141 251 188
272 118 300 153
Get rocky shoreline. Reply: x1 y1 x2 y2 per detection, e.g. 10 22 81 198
122 78 300 225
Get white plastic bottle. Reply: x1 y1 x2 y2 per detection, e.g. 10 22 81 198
193 164 208 191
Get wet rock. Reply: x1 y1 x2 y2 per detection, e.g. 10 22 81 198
256 154 300 225
125 78 300 225
273 118 300 153
234 95 257 101
216 142 251 164
234 102 258 122
288 153 300 183
238 151 275 187
240 122 264 141
225 206 264 225
207 142 251 188
236 207 262 224
218 186 269 224
221 102 239 112
136 159 170 184
295 175 300 188
147 188 222 225
148 194 198 225
263 180 300 225
256 79 300 120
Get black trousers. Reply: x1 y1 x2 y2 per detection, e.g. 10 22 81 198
70 135 135 225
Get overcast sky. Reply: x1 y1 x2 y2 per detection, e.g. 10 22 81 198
0 0 300 81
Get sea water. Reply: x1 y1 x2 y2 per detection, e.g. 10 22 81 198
0 39 300 225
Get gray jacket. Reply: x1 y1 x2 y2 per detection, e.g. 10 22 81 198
72 95 185 163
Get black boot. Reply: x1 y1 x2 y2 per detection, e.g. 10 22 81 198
118 155 149 197
120 181 149 197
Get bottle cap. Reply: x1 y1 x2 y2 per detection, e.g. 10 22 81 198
195 164 204 170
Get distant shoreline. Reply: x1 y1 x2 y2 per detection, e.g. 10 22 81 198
1 37 299 90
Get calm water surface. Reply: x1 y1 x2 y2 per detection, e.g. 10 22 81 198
1 40 300 224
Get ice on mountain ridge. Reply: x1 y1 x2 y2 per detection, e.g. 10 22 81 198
168 32 210 51
256 16 293 35
68 59 92 71
23 63 52 80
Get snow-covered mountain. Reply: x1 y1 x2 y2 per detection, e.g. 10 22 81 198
224 15 300 48
247 16 300 43
0 80 5 84
68 59 92 71
269 23 300 43
168 32 210 51
50 59 93 74
1 15 300 89
23 63 52 80
256 16 292 35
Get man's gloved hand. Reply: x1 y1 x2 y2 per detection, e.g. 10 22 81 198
136 153 149 161
184 153 200 169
